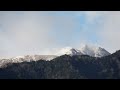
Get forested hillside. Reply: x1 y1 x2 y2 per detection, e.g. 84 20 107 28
0 50 120 79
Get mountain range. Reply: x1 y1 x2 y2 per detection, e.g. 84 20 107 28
0 45 111 67
0 49 120 79
2 44 120 79
56 45 110 57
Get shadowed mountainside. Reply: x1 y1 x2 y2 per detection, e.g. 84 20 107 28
0 50 120 79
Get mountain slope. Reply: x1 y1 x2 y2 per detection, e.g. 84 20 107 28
0 55 57 68
79 45 111 57
0 50 120 79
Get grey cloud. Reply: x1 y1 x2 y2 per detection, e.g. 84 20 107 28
98 11 120 53
0 11 112 58
0 11 82 57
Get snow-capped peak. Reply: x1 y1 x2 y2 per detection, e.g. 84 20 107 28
0 45 111 68
79 44 111 57
94 47 111 57
56 44 111 57
56 47 82 56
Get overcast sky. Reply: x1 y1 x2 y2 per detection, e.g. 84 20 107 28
0 11 119 58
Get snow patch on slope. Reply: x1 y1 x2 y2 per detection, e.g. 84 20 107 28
0 55 57 68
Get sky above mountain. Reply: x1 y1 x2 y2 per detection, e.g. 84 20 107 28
0 11 119 58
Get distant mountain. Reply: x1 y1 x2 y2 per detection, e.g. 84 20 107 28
0 49 120 79
0 44 111 67
79 45 111 57
0 45 111 68
0 55 57 68
56 45 111 57
55 47 83 56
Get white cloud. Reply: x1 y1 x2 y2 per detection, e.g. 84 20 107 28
85 11 99 22
0 12 57 57
1 11 119 58
0 11 81 58
84 11 106 23
98 11 120 53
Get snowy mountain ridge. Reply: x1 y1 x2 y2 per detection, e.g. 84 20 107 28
56 45 111 57
0 55 57 68
0 45 111 67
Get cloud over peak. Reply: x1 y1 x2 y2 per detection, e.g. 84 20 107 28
0 11 120 57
